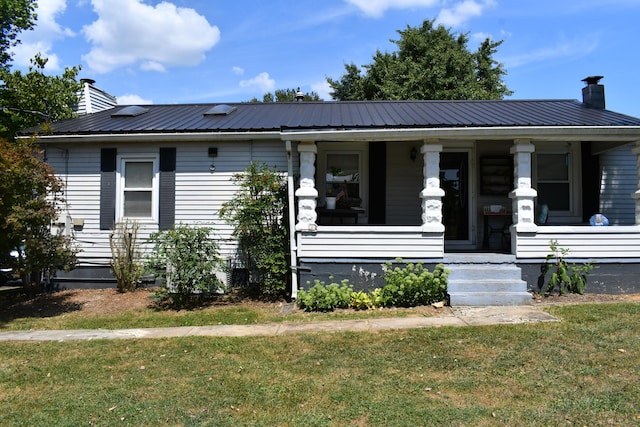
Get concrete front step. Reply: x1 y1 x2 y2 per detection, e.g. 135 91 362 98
447 265 523 282
445 254 531 306
448 291 532 306
448 279 528 294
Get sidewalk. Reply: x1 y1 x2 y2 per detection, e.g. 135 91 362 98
0 306 558 342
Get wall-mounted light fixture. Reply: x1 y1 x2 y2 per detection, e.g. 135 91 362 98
209 147 217 173
410 146 418 162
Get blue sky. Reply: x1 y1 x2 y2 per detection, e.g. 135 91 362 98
10 0 640 117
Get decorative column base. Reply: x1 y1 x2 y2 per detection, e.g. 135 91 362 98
420 142 445 233
420 188 445 233
509 187 538 232
295 142 318 232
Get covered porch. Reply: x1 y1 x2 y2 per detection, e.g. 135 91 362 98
284 129 640 302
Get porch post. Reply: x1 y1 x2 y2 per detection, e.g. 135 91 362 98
420 141 445 232
632 141 640 225
295 141 318 232
509 139 538 232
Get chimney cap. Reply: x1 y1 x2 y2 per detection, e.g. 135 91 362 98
582 75 604 85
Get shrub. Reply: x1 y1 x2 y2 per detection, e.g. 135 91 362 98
538 240 594 295
379 259 449 307
297 279 352 312
220 162 289 298
109 220 144 292
146 225 226 308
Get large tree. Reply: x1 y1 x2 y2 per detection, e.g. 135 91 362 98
0 0 37 71
327 19 511 101
0 54 82 140
251 87 322 103
0 0 80 291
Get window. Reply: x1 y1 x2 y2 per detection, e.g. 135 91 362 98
117 156 158 221
536 153 570 211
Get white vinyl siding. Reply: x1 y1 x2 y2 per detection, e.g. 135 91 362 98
46 140 291 267
386 143 422 225
516 226 640 258
599 144 637 225
298 227 443 258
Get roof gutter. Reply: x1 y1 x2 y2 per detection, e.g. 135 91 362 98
280 126 640 142
20 131 282 144
22 125 640 144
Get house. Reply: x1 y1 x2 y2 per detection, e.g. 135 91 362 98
26 77 640 305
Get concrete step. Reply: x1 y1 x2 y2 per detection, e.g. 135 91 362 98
449 291 532 306
448 265 523 282
447 279 528 294
445 258 531 306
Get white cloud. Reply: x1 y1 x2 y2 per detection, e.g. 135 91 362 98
82 0 220 73
117 94 153 105
232 66 244 75
239 72 275 93
501 36 600 69
345 0 439 18
10 0 74 70
436 0 496 27
311 80 333 101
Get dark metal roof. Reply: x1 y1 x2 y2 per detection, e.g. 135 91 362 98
27 99 640 136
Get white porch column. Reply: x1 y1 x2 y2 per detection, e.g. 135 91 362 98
295 141 318 232
509 139 538 232
420 141 445 232
632 141 640 225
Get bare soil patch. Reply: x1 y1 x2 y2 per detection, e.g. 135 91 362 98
1 287 638 323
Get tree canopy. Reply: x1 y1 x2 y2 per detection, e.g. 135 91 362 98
0 54 81 140
327 19 512 101
0 0 37 71
251 87 321 103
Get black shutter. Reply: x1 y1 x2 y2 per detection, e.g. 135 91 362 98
159 147 176 230
99 148 117 230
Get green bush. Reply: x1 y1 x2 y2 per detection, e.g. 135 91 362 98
297 279 353 312
146 225 226 308
538 240 594 295
297 261 449 312
220 162 289 298
379 259 449 307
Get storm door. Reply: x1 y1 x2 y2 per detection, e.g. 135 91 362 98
441 152 470 243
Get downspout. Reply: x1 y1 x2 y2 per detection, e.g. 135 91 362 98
285 140 299 299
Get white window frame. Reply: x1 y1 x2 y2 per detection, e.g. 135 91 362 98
533 142 582 222
115 155 159 223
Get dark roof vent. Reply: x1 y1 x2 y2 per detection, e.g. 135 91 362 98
204 104 237 116
111 105 149 117
581 75 605 110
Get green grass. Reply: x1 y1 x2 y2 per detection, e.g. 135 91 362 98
1 302 639 426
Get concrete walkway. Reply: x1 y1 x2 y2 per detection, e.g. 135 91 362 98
0 306 558 342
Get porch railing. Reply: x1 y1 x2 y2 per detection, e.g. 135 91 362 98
297 226 443 259
514 225 640 259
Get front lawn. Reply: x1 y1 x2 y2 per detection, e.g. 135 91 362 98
1 302 638 426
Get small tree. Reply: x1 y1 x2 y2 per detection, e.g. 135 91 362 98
146 225 225 308
220 162 289 297
0 137 77 292
109 220 144 293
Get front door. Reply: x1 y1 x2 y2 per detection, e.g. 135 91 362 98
441 152 470 244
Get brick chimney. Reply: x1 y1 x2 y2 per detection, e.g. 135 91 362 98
582 76 605 109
